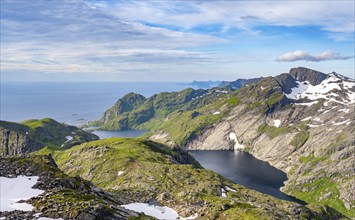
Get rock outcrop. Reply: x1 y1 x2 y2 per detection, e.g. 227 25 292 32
0 126 45 155
0 155 143 220
0 118 99 156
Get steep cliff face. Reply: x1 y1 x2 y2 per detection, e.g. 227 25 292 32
0 118 99 156
0 126 45 155
148 67 355 217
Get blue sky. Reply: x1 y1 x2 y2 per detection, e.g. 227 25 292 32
1 0 354 82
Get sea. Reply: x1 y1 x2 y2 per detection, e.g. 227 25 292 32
0 82 191 126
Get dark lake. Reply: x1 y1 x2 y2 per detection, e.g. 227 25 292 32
189 150 305 204
92 130 147 139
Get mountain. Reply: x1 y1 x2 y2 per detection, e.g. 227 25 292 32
218 77 262 90
181 80 221 88
96 67 355 217
0 118 99 155
0 155 150 219
90 87 228 131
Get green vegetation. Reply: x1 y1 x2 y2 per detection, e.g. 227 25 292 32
157 110 224 146
52 138 342 219
0 118 98 154
2 155 152 219
290 130 309 149
257 124 293 139
20 118 98 148
246 101 263 110
91 87 230 132
226 96 240 106
288 177 353 218
299 154 328 164
0 120 29 134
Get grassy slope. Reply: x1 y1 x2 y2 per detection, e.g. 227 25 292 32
94 88 227 132
1 118 99 155
52 138 344 219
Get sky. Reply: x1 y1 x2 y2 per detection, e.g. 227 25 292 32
1 0 354 82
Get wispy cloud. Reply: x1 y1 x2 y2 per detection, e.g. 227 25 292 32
1 0 354 81
276 50 353 62
0 0 226 75
86 0 355 39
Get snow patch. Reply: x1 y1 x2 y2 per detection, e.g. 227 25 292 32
338 109 350 113
301 117 312 121
213 111 220 115
38 218 63 220
61 136 73 147
0 176 44 212
295 101 318 106
313 117 321 122
122 203 197 220
322 109 332 114
285 81 309 99
215 89 228 94
37 216 64 220
285 75 355 105
229 133 244 150
333 119 351 125
225 186 237 192
273 119 281 128
221 188 227 197
308 124 320 128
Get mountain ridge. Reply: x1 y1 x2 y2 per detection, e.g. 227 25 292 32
94 67 355 217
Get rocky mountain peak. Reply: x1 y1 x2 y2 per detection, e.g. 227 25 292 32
284 70 355 105
289 67 327 86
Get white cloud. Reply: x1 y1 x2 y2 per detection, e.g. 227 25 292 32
86 1 355 38
276 50 353 62
1 0 354 80
0 0 227 75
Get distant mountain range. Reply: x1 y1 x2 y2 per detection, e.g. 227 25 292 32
182 78 262 90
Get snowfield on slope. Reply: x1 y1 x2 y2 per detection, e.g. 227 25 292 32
0 176 44 211
285 73 355 105
122 203 197 219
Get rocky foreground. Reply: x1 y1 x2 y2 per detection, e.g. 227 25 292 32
0 155 149 220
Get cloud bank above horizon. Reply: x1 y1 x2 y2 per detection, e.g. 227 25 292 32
276 50 353 62
1 0 354 81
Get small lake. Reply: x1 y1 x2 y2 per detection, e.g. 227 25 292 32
189 150 305 204
92 130 148 139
